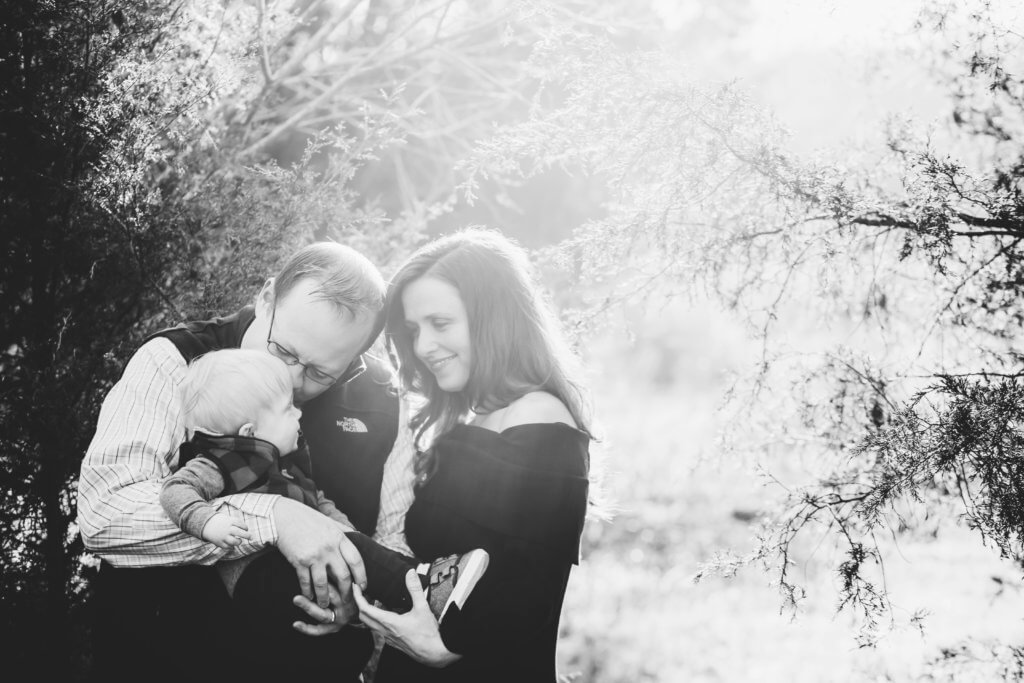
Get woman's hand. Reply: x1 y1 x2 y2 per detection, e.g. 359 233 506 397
353 569 463 668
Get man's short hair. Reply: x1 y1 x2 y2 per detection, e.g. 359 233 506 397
273 242 386 322
181 349 292 434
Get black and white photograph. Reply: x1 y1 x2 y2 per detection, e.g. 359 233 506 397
4 1 1024 681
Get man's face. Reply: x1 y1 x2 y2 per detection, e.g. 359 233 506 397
244 278 377 404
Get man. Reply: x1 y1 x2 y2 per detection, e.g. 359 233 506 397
78 243 400 682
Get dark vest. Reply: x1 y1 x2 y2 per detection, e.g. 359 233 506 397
148 306 399 534
92 307 394 682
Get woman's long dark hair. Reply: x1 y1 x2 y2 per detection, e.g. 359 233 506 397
385 229 592 467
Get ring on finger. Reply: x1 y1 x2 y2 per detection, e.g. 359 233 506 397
328 608 337 624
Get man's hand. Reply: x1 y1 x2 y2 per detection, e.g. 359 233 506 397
291 583 349 636
272 497 367 615
200 513 251 549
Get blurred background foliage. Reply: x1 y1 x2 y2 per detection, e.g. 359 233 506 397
3 0 1024 679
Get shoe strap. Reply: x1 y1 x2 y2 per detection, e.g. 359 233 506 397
427 563 459 588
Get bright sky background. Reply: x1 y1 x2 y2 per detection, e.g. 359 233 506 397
715 0 943 153
743 0 922 55
656 0 1022 154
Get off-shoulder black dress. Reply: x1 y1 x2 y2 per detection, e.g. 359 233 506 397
375 422 591 683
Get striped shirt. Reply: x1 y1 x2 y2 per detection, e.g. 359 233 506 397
77 336 416 567
372 397 416 557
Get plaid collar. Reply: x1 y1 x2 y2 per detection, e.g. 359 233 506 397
188 430 284 459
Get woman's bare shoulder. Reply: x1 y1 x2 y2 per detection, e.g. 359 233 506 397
499 391 577 430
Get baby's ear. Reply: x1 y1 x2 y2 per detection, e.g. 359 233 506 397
238 423 256 437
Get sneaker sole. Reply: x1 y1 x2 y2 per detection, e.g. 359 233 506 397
440 550 490 621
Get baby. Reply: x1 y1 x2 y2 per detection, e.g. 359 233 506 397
159 348 488 622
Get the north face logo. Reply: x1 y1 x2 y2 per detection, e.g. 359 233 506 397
336 417 368 433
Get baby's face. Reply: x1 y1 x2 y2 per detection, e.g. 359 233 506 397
254 391 302 455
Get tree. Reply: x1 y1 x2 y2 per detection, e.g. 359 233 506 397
0 0 416 675
19 0 1020 675
0 3 193 675
0 1 657 676
458 0 1024 669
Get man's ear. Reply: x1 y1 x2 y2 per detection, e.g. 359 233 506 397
255 278 275 314
238 423 256 438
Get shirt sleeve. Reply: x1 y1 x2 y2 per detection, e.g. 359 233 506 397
316 490 354 529
159 457 226 539
372 397 417 557
76 337 280 567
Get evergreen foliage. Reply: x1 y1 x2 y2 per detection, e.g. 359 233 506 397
0 0 445 674
6 0 1024 676
462 0 1024 660
0 1 645 675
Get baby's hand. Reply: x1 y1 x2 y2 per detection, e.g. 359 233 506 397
201 514 252 549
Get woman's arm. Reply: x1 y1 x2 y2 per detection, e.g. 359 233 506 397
294 548 572 661
290 567 461 667
353 570 463 667
291 569 460 667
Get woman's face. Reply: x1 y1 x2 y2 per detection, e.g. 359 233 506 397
402 275 473 393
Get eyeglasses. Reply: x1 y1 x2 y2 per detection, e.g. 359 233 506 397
266 306 363 387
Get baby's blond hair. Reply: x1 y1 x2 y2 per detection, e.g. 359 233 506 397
180 349 292 434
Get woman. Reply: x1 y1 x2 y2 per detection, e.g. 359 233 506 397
299 228 596 681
